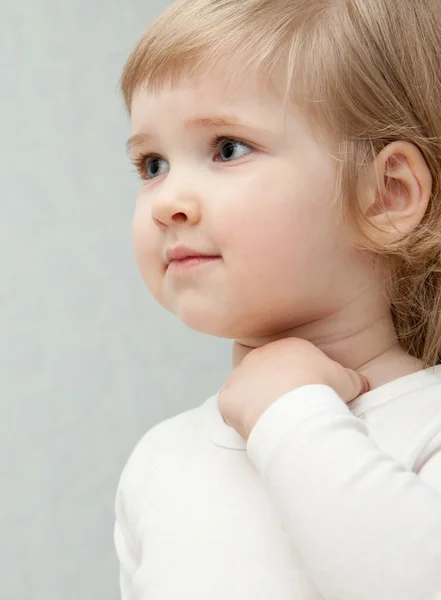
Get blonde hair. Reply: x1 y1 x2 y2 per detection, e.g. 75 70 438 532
120 0 441 368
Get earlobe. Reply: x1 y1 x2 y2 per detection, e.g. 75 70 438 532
363 141 432 241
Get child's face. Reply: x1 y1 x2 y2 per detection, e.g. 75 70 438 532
129 69 370 339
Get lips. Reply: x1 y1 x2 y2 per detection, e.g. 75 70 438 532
165 245 220 264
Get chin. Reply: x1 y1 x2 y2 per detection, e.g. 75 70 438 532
177 307 273 340
170 303 238 338
178 312 235 338
163 291 289 339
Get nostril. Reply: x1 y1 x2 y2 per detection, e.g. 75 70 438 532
172 212 187 222
152 216 167 230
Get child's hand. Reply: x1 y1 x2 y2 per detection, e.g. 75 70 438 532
219 338 370 441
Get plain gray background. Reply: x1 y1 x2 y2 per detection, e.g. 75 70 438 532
1 1 232 598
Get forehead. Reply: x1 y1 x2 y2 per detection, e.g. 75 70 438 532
130 68 290 133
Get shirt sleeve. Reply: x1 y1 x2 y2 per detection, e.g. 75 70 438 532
114 485 140 600
246 384 441 600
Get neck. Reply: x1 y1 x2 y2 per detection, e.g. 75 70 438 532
232 291 424 392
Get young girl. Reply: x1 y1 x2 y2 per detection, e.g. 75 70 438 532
114 0 441 598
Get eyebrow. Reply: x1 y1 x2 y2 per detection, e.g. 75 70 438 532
126 116 270 155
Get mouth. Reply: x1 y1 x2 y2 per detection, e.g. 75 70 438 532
165 245 221 273
166 255 221 274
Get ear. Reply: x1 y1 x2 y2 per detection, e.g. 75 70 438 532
360 141 432 242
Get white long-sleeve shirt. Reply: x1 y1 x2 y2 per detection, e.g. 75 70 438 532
114 364 441 600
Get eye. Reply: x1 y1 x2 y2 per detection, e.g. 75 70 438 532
131 136 254 181
210 137 253 162
132 155 169 181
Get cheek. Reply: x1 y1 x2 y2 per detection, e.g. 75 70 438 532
132 204 148 263
215 167 343 303
223 182 331 268
132 204 161 291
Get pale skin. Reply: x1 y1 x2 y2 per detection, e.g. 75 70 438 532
128 66 432 440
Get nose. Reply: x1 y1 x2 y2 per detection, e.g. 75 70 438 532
151 191 201 230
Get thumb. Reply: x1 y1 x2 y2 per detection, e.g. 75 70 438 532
359 373 370 394
344 370 370 403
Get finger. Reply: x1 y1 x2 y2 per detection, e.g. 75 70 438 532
344 369 370 402
360 373 370 394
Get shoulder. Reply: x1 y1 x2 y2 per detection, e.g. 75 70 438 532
115 393 217 511
360 373 441 471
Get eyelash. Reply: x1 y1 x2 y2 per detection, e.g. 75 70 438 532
131 135 253 181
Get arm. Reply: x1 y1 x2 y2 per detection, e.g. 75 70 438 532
114 485 140 600
246 384 441 600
